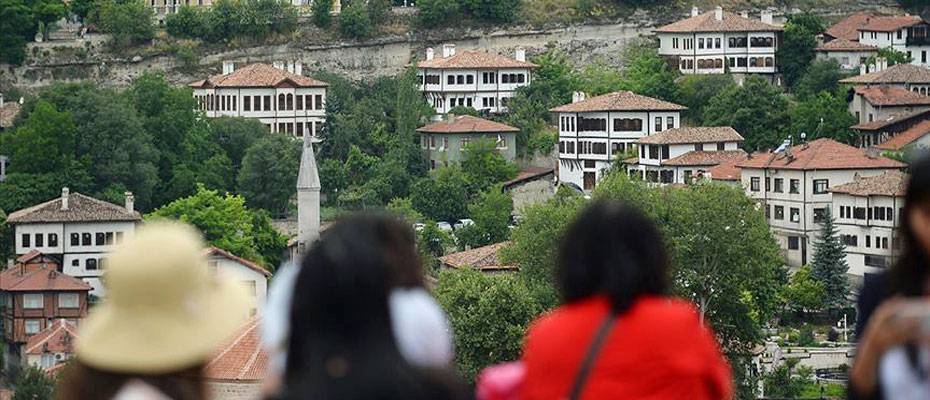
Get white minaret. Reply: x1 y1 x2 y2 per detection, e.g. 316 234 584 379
296 130 321 256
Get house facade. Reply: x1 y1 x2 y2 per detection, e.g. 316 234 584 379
856 15 930 67
190 62 328 137
814 39 878 70
737 138 906 267
840 62 930 94
416 44 537 114
416 114 518 169
205 317 266 400
502 167 555 216
551 91 687 191
874 118 930 157
847 85 930 125
830 171 907 279
206 247 271 318
5 188 142 296
852 108 930 148
656 6 781 75
23 319 77 372
625 126 745 185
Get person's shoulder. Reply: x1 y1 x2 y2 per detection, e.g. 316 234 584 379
631 296 702 323
526 296 608 336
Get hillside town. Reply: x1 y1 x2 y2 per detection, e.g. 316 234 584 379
2 0 930 399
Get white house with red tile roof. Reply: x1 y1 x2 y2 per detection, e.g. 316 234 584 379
551 91 687 191
416 44 537 114
655 6 781 75
206 247 271 318
205 317 267 400
855 15 930 67
874 119 930 155
190 62 328 137
840 63 930 95
830 171 907 279
824 12 880 42
737 138 906 267
23 319 77 372
847 84 930 125
624 126 745 185
416 114 519 169
852 108 930 148
814 39 878 70
5 188 141 296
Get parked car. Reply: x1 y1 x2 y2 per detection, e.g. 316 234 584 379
436 221 453 232
453 219 475 231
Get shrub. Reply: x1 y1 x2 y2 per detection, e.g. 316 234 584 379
311 0 333 27
339 1 372 39
417 0 459 27
96 0 155 48
165 6 206 39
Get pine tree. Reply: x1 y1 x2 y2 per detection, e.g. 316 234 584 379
809 210 850 310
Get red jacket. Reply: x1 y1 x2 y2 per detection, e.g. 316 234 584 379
520 295 733 400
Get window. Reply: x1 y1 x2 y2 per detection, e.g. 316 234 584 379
613 118 643 131
813 208 827 223
315 95 323 110
70 233 79 246
578 117 607 131
773 178 784 193
788 236 800 250
698 38 705 49
774 206 785 220
750 177 760 191
95 233 105 246
866 235 871 248
765 205 771 219
648 145 659 159
882 237 889 249
654 117 662 132
105 232 114 245
35 234 43 248
21 234 30 248
728 37 747 48
466 75 474 84
737 57 747 67
58 293 79 308
25 320 41 335
790 208 800 222
714 38 721 48
865 255 888 268
842 234 858 246
456 75 464 85
765 178 771 192
661 145 670 160
71 259 79 267
717 142 725 151
666 116 674 130
447 75 455 85
695 143 704 151
86 259 98 270
611 142 625 155
82 233 91 246
278 94 286 110
295 95 302 110
789 179 800 194
592 142 607 155
264 95 272 111
813 179 829 194
23 293 43 309
854 207 867 220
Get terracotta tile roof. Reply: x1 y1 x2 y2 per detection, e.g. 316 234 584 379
655 10 782 33
831 170 908 197
0 102 20 129
550 91 686 113
736 138 907 170
439 242 516 272
416 115 519 134
852 85 930 106
637 126 743 145
852 108 930 130
25 319 78 356
707 153 750 181
503 167 554 189
6 192 141 224
16 250 43 265
663 149 748 167
859 15 922 32
875 119 930 150
0 264 92 292
189 63 328 89
840 64 930 84
815 38 878 52
205 318 267 382
206 247 272 278
825 12 879 41
417 50 537 69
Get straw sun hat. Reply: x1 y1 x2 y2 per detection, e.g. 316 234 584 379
76 221 249 374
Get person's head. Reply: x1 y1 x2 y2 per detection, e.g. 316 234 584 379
892 155 930 296
58 222 249 400
557 200 670 313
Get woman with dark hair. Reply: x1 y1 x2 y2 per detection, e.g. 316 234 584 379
519 201 732 400
280 214 465 400
850 155 930 399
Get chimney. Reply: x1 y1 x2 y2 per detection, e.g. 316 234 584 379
125 192 134 213
572 91 586 103
273 61 284 70
446 113 456 123
442 43 456 58
222 60 234 75
714 6 723 21
691 6 699 17
286 61 295 74
0 93 4 107
294 61 303 76
426 47 434 61
881 57 888 71
515 48 526 62
859 64 867 75
61 187 69 210
761 10 773 25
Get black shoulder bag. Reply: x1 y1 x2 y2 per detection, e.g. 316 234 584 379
565 313 616 400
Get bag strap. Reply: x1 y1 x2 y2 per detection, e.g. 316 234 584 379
566 312 616 400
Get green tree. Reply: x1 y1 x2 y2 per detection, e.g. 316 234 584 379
366 0 390 25
209 117 266 170
338 1 372 38
461 138 518 191
788 90 857 144
33 0 67 41
13 366 55 400
704 76 789 151
457 189 512 249
784 265 825 314
794 59 849 100
409 166 471 222
1 100 81 174
617 41 679 102
763 358 813 399
96 0 155 47
416 0 459 27
460 0 520 23
69 0 97 21
868 47 912 66
778 14 825 88
0 209 12 263
809 211 850 310
311 0 332 27
435 268 541 380
236 134 301 215
576 60 624 96
506 47 578 155
0 0 36 65
165 6 206 39
386 197 423 223
678 75 736 125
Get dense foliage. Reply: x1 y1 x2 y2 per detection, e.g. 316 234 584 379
778 14 825 88
0 0 39 64
810 212 850 310
94 0 155 48
418 0 519 27
165 0 298 43
703 76 789 152
13 366 55 400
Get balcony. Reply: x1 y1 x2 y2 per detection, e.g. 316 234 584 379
907 36 930 46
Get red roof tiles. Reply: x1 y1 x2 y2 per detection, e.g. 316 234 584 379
875 119 930 150
6 192 141 224
831 170 908 197
439 242 516 272
637 127 743 145
206 247 272 278
503 167 554 188
859 15 922 32
25 319 78 356
417 50 537 69
189 63 328 89
815 38 878 52
0 102 20 129
205 318 267 382
416 115 519 134
663 150 748 167
655 10 781 33
853 85 930 107
840 64 930 85
824 12 879 41
550 91 686 113
852 108 930 130
707 154 750 181
736 138 906 171
0 263 91 292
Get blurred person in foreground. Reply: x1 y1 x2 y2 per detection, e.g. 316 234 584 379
518 201 732 400
851 154 930 400
57 222 249 400
277 214 466 400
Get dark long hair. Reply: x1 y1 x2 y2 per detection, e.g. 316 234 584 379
56 361 206 400
890 155 930 296
557 200 670 314
282 214 459 400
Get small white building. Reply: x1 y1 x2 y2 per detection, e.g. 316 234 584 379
847 85 930 125
5 188 142 296
840 62 930 95
830 171 907 278
625 126 746 185
551 91 687 191
737 138 906 268
655 6 782 76
190 62 328 137
416 44 537 114
814 39 878 70
205 247 271 318
857 15 930 67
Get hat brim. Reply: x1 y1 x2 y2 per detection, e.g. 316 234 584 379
76 277 251 374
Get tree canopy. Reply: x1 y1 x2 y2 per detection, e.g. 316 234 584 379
809 211 850 310
703 76 789 152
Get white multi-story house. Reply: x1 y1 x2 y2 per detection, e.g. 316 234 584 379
655 6 781 76
830 171 907 279
5 188 142 296
852 108 930 149
814 39 878 70
551 91 686 191
190 62 328 137
840 62 930 95
737 138 906 267
205 247 271 318
857 15 930 67
625 126 746 185
847 84 930 125
874 118 930 156
416 44 537 114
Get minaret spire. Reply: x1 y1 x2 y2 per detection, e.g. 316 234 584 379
296 128 321 256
